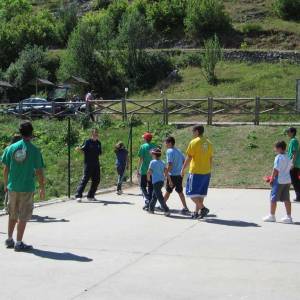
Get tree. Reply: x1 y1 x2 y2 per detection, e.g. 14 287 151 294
273 0 300 21
200 35 223 85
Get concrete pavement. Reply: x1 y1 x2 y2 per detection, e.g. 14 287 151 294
1 187 300 300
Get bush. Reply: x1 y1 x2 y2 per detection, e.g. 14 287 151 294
273 0 300 21
92 0 113 10
200 35 223 85
147 0 187 38
173 52 202 67
241 23 263 35
185 0 231 40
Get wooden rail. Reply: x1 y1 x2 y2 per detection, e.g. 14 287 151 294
0 97 298 125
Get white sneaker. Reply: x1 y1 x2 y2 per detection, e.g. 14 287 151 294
281 216 293 224
76 198 82 203
87 197 97 201
263 215 276 222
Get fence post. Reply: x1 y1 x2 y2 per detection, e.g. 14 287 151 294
51 101 55 117
207 97 213 125
130 122 133 184
67 117 71 199
164 97 169 125
254 97 260 125
122 98 127 122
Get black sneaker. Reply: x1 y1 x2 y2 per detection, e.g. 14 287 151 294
199 207 210 219
155 206 164 212
181 208 190 215
191 212 199 219
143 205 149 211
5 238 15 249
14 242 33 252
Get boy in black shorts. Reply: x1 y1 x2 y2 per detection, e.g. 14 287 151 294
164 137 189 214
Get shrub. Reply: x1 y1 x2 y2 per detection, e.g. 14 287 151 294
92 0 113 10
185 0 231 40
200 35 223 85
273 0 300 21
241 23 263 35
147 0 187 38
173 52 202 67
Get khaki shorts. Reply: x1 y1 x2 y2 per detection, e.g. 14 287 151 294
7 191 34 221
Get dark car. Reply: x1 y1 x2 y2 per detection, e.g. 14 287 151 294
7 98 53 116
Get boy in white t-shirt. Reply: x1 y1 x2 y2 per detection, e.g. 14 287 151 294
263 141 293 224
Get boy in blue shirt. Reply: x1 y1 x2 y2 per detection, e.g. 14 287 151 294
263 141 293 224
164 136 189 214
147 148 170 216
115 141 128 195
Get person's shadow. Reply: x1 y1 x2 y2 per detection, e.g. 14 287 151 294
204 218 261 227
29 215 70 223
29 249 92 262
83 199 133 206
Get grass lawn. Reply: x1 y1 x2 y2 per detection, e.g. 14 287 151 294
133 62 300 99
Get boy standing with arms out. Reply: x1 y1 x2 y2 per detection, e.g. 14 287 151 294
137 132 156 209
286 127 300 202
147 148 170 216
181 125 213 219
164 136 189 214
2 121 45 251
263 141 293 224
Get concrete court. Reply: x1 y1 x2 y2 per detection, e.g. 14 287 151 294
1 187 300 300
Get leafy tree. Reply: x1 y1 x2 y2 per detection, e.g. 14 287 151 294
185 0 231 40
0 0 31 21
5 45 49 98
273 0 300 21
200 35 223 85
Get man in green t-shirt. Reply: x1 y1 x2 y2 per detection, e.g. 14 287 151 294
287 127 300 202
137 132 156 209
2 121 45 251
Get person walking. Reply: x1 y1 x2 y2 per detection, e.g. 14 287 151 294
85 90 95 122
115 141 128 195
137 132 156 210
75 128 102 202
164 136 189 214
286 127 300 202
181 125 213 219
147 148 170 216
2 121 45 251
263 141 293 224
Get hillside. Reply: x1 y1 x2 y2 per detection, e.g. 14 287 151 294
30 0 300 50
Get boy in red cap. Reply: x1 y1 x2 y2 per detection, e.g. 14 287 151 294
137 132 156 209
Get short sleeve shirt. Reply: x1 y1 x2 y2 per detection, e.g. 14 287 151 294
81 139 102 166
166 147 185 176
186 136 213 174
288 138 300 168
138 142 156 175
1 140 45 192
274 153 292 184
148 159 165 184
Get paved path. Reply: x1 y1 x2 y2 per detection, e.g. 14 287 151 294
1 187 300 300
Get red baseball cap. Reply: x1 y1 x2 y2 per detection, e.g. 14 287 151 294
142 132 153 141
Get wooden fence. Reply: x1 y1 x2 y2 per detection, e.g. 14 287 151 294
0 97 298 125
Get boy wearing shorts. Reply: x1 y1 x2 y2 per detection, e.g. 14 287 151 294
147 148 170 216
164 136 189 214
181 125 213 219
263 141 293 224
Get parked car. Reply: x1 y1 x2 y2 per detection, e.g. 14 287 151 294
7 98 52 116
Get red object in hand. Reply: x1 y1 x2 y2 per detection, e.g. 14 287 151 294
264 176 273 183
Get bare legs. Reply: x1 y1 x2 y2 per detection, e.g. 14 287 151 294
8 218 27 241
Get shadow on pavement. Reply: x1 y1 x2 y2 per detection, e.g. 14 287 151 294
124 193 143 197
29 215 70 223
83 200 133 205
204 218 261 227
29 249 93 262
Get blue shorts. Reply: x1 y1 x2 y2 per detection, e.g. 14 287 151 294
186 174 211 198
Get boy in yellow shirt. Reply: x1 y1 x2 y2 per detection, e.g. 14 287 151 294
181 125 213 219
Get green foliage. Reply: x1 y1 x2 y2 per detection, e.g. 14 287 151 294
99 114 113 128
56 3 78 46
5 45 48 90
241 23 263 35
146 0 187 38
92 0 113 10
173 52 202 68
0 0 58 69
185 0 231 40
201 35 223 85
273 0 300 21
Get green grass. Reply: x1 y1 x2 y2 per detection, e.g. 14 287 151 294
133 62 299 99
174 125 289 188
